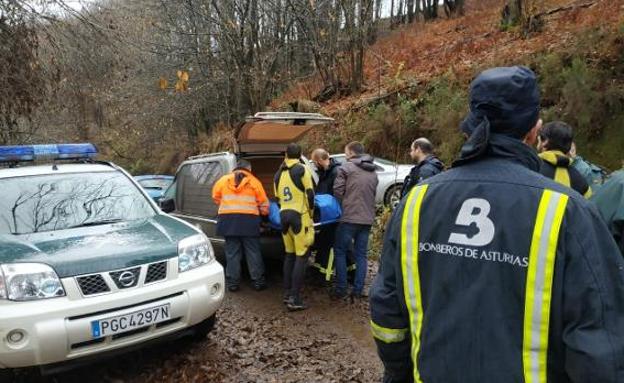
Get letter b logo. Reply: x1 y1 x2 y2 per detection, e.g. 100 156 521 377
448 198 495 247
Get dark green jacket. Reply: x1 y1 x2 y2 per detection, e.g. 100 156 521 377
591 170 624 255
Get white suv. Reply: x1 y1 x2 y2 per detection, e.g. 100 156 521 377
0 144 224 376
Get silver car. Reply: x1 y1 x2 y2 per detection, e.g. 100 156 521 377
330 154 413 208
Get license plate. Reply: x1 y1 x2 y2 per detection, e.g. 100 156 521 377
91 304 171 338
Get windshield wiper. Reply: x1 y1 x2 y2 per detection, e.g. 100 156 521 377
69 219 124 229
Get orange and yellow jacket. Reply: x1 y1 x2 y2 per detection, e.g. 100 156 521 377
212 169 269 216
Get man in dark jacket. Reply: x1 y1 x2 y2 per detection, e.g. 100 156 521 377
400 138 444 198
537 121 592 198
332 141 379 299
370 66 624 383
312 148 340 195
311 148 340 278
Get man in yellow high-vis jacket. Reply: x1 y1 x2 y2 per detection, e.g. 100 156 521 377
369 67 624 383
537 121 592 198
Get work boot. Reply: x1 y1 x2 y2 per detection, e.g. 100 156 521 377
329 289 348 301
253 281 268 291
227 284 240 292
350 288 369 299
287 296 307 311
349 291 368 304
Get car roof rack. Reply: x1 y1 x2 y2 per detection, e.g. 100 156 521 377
245 112 334 122
187 151 231 161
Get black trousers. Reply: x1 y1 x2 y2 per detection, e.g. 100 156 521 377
283 252 308 299
314 223 337 269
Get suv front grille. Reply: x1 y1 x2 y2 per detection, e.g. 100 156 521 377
76 274 110 296
75 260 170 297
109 267 141 289
145 261 167 284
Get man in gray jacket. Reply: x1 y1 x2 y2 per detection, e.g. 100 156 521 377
332 141 379 299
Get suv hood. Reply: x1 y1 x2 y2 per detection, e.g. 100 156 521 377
237 112 333 153
0 215 198 278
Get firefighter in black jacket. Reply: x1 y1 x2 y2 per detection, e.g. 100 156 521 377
311 148 340 279
369 66 624 383
400 138 444 198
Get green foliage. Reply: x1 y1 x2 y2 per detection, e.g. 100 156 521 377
560 59 601 137
534 25 624 170
334 100 414 162
537 53 564 105
369 206 394 261
397 95 418 129
418 75 467 165
126 158 151 176
332 74 467 167
361 102 396 152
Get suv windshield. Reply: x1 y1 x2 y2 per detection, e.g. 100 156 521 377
138 178 172 190
0 171 155 235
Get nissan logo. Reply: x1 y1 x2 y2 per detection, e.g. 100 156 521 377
118 271 136 287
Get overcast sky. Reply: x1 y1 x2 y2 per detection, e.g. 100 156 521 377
35 0 442 19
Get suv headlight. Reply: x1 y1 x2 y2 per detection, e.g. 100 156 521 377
0 263 66 301
178 234 214 272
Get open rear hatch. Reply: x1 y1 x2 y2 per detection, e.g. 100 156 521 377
236 112 334 154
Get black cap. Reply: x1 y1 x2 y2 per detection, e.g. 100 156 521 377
461 66 540 139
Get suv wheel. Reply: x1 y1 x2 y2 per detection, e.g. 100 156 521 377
192 314 216 341
384 184 403 208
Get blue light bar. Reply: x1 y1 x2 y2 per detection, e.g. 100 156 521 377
0 146 35 162
0 143 98 163
56 144 98 159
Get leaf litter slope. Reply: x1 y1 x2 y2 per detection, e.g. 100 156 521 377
274 0 624 114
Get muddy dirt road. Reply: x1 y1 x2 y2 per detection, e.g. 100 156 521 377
14 265 383 383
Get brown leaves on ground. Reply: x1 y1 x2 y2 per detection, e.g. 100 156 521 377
272 0 624 114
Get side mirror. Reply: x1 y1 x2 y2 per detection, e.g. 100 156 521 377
160 198 175 213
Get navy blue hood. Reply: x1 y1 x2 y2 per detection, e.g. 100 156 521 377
455 66 541 171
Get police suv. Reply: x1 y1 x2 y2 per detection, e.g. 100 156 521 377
0 144 224 375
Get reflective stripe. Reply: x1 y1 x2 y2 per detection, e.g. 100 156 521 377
401 184 429 383
219 204 259 214
311 249 354 281
221 195 257 202
523 190 568 383
370 320 409 344
326 249 335 281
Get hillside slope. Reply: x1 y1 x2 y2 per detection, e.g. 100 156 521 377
272 0 624 170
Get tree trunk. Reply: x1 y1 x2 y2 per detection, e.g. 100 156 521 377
398 0 404 24
407 0 415 23
444 0 465 18
423 0 437 20
501 0 524 27
414 0 421 21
